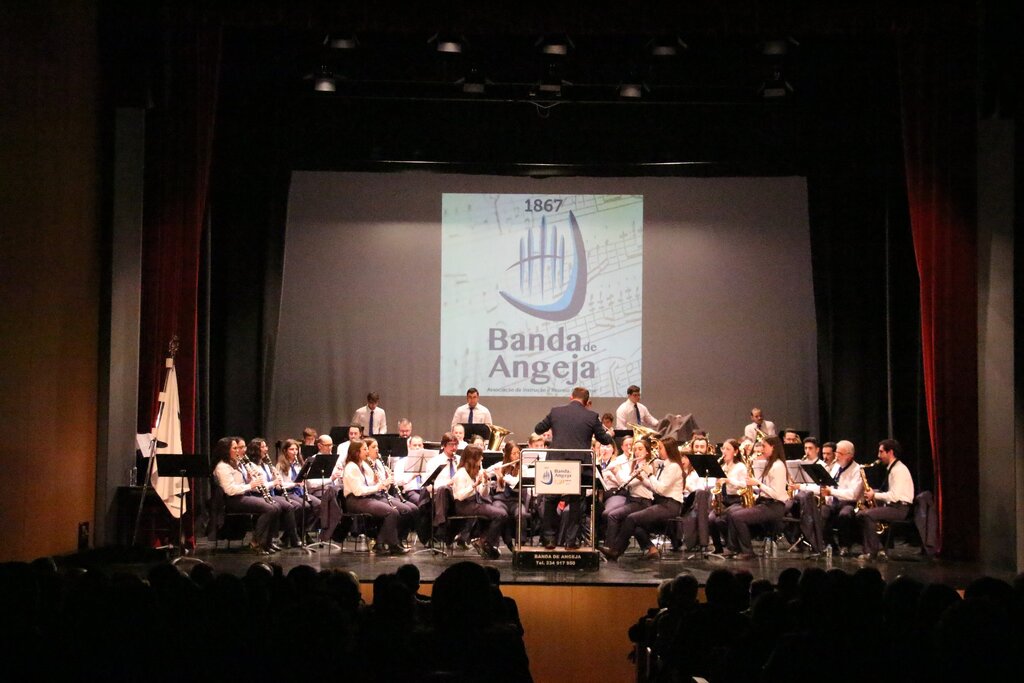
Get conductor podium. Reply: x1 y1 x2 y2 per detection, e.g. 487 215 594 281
511 450 601 571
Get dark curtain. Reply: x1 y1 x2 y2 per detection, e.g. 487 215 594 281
804 38 931 486
898 29 979 560
136 8 222 539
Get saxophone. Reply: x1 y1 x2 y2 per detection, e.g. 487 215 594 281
240 454 273 503
738 453 756 508
856 460 887 535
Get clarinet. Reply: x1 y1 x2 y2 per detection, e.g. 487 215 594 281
240 454 274 503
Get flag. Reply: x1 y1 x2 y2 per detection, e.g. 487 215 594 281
152 357 189 518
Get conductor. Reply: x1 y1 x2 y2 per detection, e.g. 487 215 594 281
534 387 613 549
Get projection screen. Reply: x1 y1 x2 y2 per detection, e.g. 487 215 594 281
267 171 817 444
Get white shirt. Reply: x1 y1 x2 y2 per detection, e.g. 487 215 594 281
744 420 777 441
451 403 492 429
619 459 654 500
213 461 251 497
614 399 659 430
351 405 387 435
722 461 748 495
394 450 435 491
641 460 685 504
342 461 381 498
451 468 489 502
874 459 914 505
755 459 790 502
426 452 461 489
597 454 627 490
827 460 863 502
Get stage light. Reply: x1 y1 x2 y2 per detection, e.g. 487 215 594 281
538 34 573 56
325 33 358 50
313 65 336 92
649 36 687 57
619 83 643 98
430 33 464 54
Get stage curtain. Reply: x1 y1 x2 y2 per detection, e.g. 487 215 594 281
137 11 222 469
898 30 979 559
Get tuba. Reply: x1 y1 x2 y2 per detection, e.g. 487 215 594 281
487 424 512 451
628 422 662 452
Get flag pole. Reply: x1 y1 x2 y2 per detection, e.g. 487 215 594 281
131 336 177 547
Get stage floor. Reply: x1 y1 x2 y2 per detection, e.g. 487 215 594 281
88 536 1015 590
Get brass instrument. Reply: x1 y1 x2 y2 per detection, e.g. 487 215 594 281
487 424 512 451
856 460 887 535
240 454 273 503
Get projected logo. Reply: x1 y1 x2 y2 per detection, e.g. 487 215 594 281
499 211 588 321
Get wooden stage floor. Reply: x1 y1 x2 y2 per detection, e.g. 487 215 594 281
85 536 1015 589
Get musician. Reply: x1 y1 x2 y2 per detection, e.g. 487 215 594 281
743 407 777 441
212 436 281 554
452 424 468 450
335 424 363 455
599 436 648 545
366 436 419 546
856 439 914 560
351 391 387 436
672 439 712 551
723 435 789 559
534 387 613 549
420 432 461 541
782 429 802 445
601 412 616 438
614 384 659 430
817 439 863 556
787 437 829 555
275 438 322 536
451 445 508 559
397 419 413 439
491 441 527 551
821 441 837 468
450 387 493 430
247 438 300 548
393 435 429 506
341 439 407 555
600 437 688 561
301 427 317 447
709 438 747 553
302 434 344 542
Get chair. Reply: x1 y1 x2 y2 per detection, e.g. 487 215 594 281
880 501 919 554
446 513 485 554
208 485 256 551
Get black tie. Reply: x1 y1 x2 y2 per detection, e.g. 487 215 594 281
468 407 474 424
634 404 641 424
368 409 374 436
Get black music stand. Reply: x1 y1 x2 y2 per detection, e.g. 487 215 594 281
296 453 341 552
460 422 491 444
412 463 448 556
155 453 208 567
783 443 805 460
800 463 838 488
300 444 318 461
373 433 407 460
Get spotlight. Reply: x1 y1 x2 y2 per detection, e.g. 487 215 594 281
430 33 464 54
538 34 573 56
313 66 336 92
325 33 358 50
649 36 687 57
619 83 643 98
459 67 486 94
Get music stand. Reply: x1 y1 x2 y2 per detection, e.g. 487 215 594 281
296 453 341 552
800 462 838 488
412 463 448 556
300 444 318 461
373 433 406 460
482 450 503 469
783 443 805 460
461 422 491 444
155 453 208 567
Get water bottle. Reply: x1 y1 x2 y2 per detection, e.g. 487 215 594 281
825 545 833 560
770 536 778 558
762 538 771 558
128 466 138 486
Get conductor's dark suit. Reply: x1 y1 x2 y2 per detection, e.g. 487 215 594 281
534 400 613 546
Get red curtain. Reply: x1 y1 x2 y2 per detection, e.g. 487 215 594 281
898 30 978 559
137 13 221 468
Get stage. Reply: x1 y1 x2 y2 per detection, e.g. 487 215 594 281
81 536 1012 589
